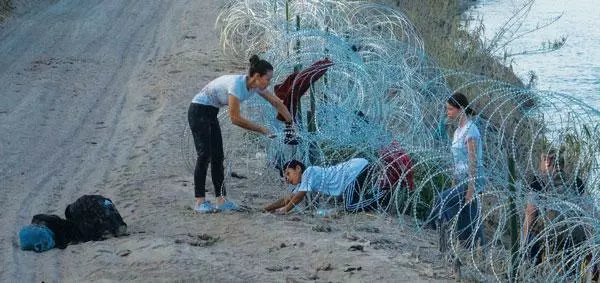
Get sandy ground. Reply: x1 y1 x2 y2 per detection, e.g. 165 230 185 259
0 1 459 282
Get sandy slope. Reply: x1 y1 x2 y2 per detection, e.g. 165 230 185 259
0 1 455 282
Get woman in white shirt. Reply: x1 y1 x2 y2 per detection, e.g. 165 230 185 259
428 92 485 249
188 55 293 213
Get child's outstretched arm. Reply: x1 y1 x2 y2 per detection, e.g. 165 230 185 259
264 196 291 212
279 191 307 213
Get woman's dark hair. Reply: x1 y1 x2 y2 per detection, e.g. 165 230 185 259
283 159 306 172
447 92 476 116
248 55 273 77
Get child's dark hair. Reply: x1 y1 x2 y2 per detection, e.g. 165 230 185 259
283 159 306 172
447 92 476 116
248 55 273 76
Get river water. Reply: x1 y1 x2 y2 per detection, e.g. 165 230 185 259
470 0 600 205
468 0 600 110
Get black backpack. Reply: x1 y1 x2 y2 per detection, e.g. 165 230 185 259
31 214 82 248
64 195 127 241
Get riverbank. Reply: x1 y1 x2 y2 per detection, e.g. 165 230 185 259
377 0 524 88
0 1 461 282
0 0 547 281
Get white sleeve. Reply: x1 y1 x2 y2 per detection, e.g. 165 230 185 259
230 76 253 101
297 168 313 192
465 124 481 142
228 81 243 100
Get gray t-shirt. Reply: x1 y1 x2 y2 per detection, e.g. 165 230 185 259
191 75 259 108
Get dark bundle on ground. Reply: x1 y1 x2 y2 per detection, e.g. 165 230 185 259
31 214 82 249
65 195 128 241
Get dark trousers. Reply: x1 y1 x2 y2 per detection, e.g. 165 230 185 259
344 164 388 212
188 103 225 198
428 186 484 248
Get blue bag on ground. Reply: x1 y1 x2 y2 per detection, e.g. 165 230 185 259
19 224 55 252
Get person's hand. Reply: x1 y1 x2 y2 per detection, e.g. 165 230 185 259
284 123 297 133
285 121 296 130
261 126 276 138
274 207 286 215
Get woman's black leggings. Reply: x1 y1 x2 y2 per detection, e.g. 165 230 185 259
188 103 225 198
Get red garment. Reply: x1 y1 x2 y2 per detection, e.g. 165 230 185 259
377 141 414 191
274 58 334 121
